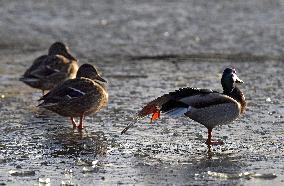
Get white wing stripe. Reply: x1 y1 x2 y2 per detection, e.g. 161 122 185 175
165 106 191 118
21 78 39 82
68 87 86 95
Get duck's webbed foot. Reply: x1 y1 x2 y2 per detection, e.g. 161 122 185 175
205 139 224 146
205 128 224 146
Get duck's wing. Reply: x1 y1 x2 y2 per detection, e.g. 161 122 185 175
138 88 213 116
138 87 236 120
38 78 95 106
29 55 71 79
20 55 47 79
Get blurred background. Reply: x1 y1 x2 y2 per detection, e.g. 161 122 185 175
1 0 284 58
0 0 283 185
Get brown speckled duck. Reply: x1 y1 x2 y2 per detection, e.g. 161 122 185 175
122 68 246 146
38 64 108 129
20 42 79 95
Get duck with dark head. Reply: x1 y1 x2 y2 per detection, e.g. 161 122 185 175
122 68 246 148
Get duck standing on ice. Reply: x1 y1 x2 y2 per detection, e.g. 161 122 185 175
38 64 108 129
122 68 246 147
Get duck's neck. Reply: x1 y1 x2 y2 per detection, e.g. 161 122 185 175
223 86 246 113
94 80 107 90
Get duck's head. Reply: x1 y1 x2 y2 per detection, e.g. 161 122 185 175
76 64 107 83
48 42 77 61
221 68 243 93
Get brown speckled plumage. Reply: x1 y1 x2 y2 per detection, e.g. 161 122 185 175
38 64 108 129
20 42 78 93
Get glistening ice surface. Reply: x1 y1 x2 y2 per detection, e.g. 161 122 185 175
0 0 283 185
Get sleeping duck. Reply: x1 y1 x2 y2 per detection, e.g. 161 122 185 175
20 42 79 95
122 68 246 146
38 64 108 129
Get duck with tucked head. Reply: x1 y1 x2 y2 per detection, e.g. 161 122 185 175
122 68 246 147
20 42 79 95
38 64 108 129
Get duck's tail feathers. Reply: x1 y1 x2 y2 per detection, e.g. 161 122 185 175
19 77 40 83
137 95 170 122
137 103 160 118
37 102 57 108
121 117 139 135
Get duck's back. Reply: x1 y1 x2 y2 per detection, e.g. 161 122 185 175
138 87 217 117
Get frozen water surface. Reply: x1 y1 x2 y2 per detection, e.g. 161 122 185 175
0 0 283 185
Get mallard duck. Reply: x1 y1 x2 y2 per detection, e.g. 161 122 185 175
38 64 108 129
20 42 79 95
122 68 246 146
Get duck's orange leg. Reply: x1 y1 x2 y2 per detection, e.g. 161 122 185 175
70 117 77 128
205 128 224 146
150 110 160 123
77 115 84 129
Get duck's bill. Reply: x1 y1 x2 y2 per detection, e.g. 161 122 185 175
233 74 244 84
96 75 107 83
121 123 134 135
67 53 77 61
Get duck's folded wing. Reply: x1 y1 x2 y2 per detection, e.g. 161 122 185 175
179 92 238 115
161 88 218 117
38 79 95 105
29 55 69 79
21 55 47 79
